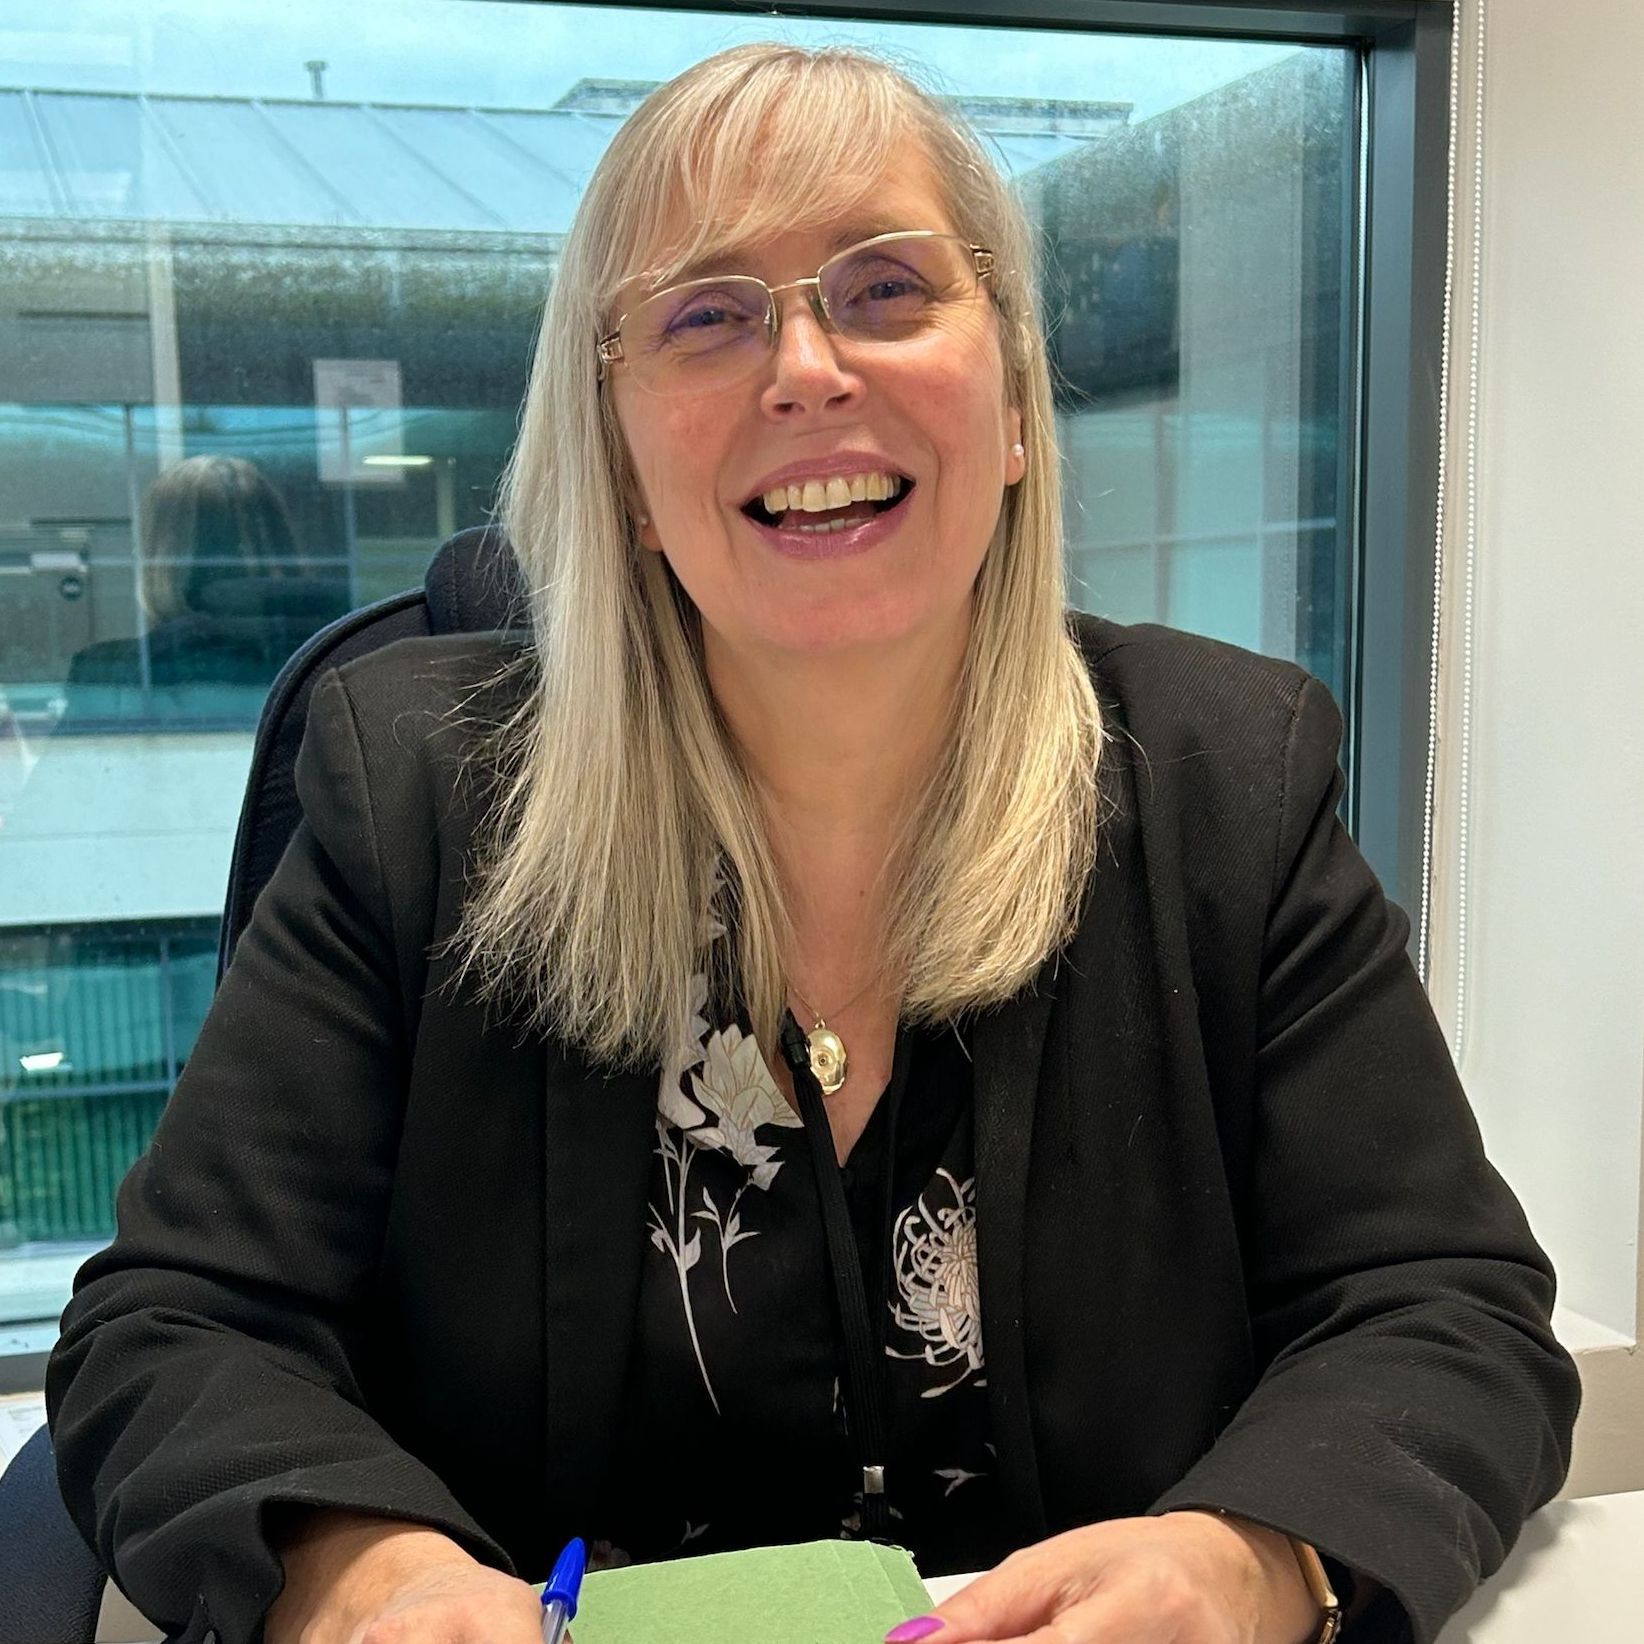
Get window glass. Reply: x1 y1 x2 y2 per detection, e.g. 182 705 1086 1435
0 0 1356 1333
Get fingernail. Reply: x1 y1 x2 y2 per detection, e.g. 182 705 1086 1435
885 1619 946 1642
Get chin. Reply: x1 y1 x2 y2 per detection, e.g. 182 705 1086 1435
757 590 955 659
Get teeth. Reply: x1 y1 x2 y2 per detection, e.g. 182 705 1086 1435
757 472 905 516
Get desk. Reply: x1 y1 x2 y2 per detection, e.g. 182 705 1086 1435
82 1489 1644 1642
924 1493 1644 1644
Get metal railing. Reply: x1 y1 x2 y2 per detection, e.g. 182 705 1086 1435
0 1090 167 1245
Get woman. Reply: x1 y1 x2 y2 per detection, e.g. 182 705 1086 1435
46 44 1578 1644
63 455 347 708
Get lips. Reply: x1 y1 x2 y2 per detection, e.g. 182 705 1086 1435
740 480 913 562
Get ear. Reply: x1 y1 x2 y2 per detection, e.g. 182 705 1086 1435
1004 406 1026 486
627 492 662 553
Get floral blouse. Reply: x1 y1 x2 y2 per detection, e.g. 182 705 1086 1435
597 969 1008 1579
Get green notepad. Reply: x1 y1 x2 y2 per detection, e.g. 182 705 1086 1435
558 1539 932 1644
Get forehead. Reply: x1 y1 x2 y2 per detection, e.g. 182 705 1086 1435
624 146 959 297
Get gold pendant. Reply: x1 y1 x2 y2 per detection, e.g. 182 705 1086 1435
807 1021 847 1095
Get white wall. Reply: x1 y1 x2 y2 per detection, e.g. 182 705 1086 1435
1426 0 1644 1496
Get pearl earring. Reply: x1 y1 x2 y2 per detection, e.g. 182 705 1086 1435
1011 443 1025 458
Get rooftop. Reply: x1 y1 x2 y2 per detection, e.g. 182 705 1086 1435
0 82 1127 239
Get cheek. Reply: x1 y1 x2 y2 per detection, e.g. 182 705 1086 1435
625 404 733 518
925 378 1010 498
912 327 1011 476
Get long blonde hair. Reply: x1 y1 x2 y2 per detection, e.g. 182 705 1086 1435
457 43 1103 1070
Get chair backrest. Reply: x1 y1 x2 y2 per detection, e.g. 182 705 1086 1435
0 1426 105 1644
218 523 525 979
0 546 525 1643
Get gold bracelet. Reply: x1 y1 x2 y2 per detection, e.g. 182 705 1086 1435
1287 1535 1343 1644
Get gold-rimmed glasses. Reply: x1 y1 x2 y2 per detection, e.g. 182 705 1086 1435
596 230 995 397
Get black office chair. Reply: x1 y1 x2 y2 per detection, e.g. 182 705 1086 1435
0 1427 105 1644
219 521 525 977
0 524 526 1644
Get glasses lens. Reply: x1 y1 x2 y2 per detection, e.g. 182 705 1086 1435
623 277 769 394
821 235 974 342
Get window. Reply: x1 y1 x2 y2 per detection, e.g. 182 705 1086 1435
0 0 1419 1346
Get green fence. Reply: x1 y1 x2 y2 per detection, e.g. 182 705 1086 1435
0 1091 168 1245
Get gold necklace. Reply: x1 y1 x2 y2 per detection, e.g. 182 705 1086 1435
787 974 880 1096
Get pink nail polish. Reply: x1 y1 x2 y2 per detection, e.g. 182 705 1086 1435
885 1618 946 1643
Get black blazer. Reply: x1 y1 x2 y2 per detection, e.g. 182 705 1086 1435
46 616 1579 1644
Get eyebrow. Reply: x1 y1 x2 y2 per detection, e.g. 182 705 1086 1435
657 219 924 290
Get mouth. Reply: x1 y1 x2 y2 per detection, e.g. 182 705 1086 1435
739 471 916 535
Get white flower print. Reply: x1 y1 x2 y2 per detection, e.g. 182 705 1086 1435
689 1024 802 1189
886 1167 987 1397
840 1492 905 1538
658 971 712 1119
670 1521 710 1555
649 975 802 1413
702 863 728 944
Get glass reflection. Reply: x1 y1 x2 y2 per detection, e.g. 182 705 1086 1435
0 1 1357 1328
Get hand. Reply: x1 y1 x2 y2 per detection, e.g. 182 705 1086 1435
886 1511 1320 1644
266 1509 554 1644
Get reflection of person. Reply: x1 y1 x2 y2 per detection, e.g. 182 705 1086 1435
47 45 1576 1644
64 455 345 705
140 453 302 625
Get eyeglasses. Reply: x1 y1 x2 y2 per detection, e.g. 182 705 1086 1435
597 230 995 397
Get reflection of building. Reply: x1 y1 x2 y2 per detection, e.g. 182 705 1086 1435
1020 49 1350 686
0 52 1353 1269
0 78 1119 719
1 61 1355 1248
0 78 1133 1262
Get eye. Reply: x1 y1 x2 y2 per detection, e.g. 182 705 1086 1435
656 285 765 350
828 255 942 336
837 263 931 304
866 276 923 301
670 303 734 333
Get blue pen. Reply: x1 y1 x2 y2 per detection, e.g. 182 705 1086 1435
540 1537 586 1644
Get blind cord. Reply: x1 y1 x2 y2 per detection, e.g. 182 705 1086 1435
1417 0 1486 1067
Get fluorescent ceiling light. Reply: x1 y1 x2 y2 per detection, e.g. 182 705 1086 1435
362 454 434 468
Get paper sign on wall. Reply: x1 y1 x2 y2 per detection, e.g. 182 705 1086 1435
313 357 405 485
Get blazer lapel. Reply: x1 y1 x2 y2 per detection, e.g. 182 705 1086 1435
540 1039 656 1529
972 977 1056 1547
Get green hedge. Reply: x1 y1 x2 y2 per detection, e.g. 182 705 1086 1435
0 1091 168 1245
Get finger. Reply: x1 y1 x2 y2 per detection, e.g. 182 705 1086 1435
978 1568 1224 1644
888 1554 1079 1643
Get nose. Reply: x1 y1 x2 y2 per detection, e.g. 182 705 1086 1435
759 288 865 420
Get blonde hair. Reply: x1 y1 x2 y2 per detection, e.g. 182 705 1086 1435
457 43 1103 1069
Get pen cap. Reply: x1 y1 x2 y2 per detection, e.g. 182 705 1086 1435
543 1538 586 1619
